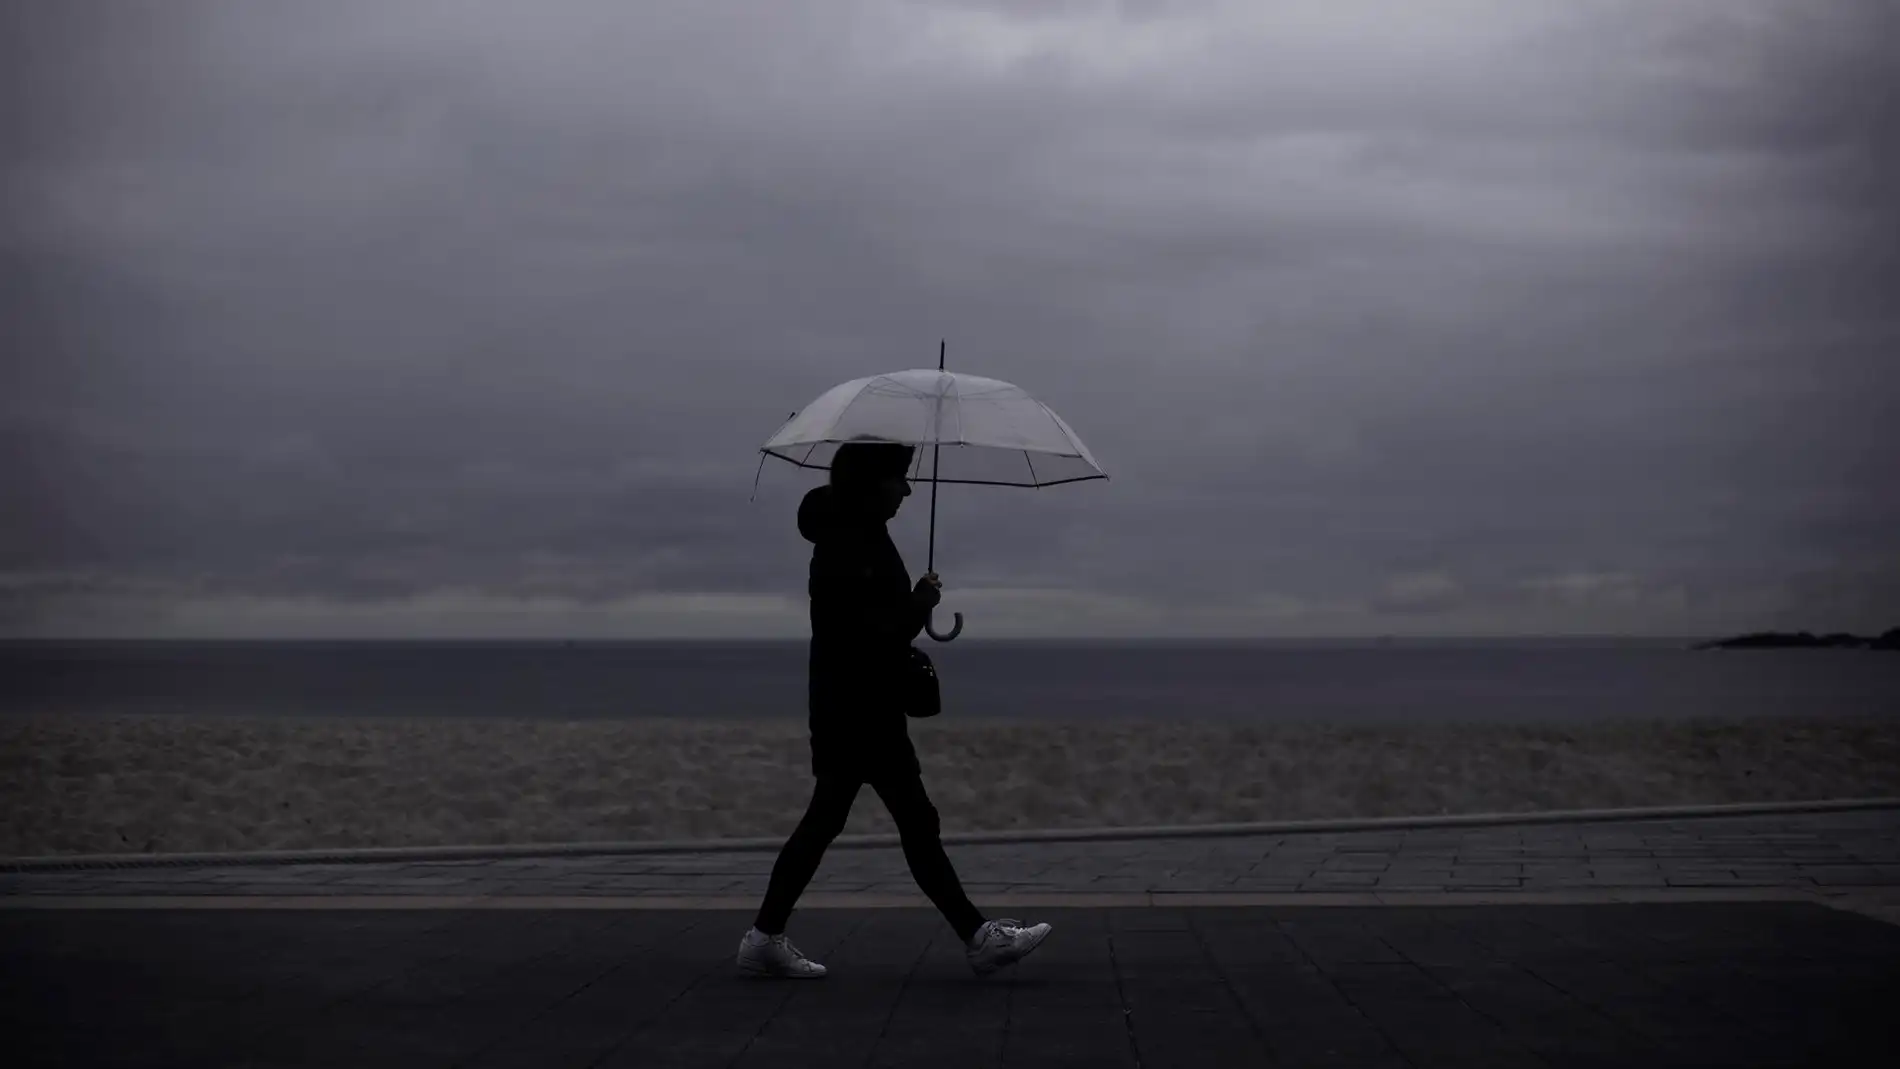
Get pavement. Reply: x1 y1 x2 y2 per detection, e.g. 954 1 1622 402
6 808 1900 1067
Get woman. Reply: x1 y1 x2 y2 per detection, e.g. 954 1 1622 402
737 439 1052 979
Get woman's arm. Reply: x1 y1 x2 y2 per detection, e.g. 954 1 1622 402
813 536 933 647
895 579 935 643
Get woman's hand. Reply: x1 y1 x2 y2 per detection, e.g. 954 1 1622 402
913 572 943 610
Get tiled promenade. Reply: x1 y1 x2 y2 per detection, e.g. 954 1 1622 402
6 809 1898 1067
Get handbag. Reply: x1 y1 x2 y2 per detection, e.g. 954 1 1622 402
901 645 941 718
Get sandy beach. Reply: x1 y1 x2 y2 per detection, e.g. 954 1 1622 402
4 714 1898 857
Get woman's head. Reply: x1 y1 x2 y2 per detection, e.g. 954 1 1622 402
830 439 915 519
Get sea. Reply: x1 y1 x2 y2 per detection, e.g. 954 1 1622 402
4 639 1899 724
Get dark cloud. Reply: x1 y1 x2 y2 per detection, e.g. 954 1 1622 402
5 0 1897 637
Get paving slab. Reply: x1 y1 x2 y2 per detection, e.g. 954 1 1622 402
5 903 1897 1068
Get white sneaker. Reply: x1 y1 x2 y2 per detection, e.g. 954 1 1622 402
737 927 828 978
966 918 1052 977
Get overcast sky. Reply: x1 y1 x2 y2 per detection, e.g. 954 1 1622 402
4 0 1896 639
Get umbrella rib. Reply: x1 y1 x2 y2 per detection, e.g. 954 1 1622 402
1035 399 1104 476
1035 399 1068 452
1023 450 1040 487
951 372 966 445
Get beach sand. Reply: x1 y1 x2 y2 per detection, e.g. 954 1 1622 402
4 714 1898 857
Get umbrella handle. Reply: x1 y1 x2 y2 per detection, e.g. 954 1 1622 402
925 608 963 642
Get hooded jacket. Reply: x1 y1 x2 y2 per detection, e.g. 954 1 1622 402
797 484 928 778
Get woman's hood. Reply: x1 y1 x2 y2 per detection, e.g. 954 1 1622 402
798 485 860 543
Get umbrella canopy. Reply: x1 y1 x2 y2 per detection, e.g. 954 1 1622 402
760 369 1107 488
759 358 1106 642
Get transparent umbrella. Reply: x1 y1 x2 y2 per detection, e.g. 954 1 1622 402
758 342 1107 641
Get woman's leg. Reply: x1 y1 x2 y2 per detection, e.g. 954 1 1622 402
753 777 861 935
871 773 986 943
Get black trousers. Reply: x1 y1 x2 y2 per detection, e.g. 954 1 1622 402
754 773 986 943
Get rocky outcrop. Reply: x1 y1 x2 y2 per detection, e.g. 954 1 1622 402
1693 628 1900 650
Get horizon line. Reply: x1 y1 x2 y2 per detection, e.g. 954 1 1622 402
0 633 1720 644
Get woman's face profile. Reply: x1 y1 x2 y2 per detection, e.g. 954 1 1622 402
873 474 912 518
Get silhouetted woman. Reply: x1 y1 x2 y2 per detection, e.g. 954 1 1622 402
737 440 1051 978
